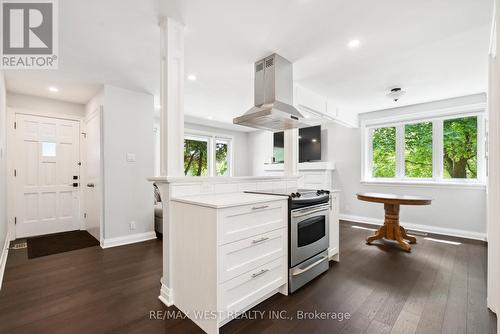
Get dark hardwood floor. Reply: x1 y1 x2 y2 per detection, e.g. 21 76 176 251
0 222 496 334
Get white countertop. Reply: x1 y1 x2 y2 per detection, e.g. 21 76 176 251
147 175 301 184
171 192 287 209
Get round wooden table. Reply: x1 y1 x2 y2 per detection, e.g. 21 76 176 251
356 192 432 252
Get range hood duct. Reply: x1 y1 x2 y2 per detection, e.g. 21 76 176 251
233 54 306 131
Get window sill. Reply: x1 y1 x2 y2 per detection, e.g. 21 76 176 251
360 179 486 190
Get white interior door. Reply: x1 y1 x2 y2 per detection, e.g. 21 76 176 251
15 114 81 238
84 109 102 242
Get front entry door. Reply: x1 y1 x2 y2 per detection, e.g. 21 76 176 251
15 114 81 238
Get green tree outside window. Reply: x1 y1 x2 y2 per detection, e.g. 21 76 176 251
443 116 477 179
372 127 396 177
215 140 229 176
405 122 433 178
184 138 208 176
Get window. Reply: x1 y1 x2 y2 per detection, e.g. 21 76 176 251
41 142 56 157
364 114 484 184
372 127 396 177
443 116 477 179
184 136 209 176
215 139 230 176
273 132 284 163
405 122 432 178
183 131 232 177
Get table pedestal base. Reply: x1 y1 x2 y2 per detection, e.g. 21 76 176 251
366 204 417 252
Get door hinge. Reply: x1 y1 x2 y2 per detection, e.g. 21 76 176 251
13 122 16 129
14 169 16 177
84 213 87 219
14 217 17 224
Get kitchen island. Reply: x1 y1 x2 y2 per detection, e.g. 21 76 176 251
170 192 289 334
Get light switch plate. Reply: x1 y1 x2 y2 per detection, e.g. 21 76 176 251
126 153 136 162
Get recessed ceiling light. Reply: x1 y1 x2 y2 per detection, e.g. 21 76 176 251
348 39 360 48
207 116 213 120
48 86 59 92
312 139 317 143
187 74 197 81
304 114 311 119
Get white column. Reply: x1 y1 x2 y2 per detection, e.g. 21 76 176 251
157 17 184 307
160 17 184 177
283 128 298 176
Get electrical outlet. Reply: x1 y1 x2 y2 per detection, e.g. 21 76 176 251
126 153 136 162
129 221 136 230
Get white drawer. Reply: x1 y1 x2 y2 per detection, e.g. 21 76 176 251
218 200 286 245
219 258 285 318
219 228 286 283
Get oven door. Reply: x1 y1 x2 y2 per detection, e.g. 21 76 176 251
290 203 329 267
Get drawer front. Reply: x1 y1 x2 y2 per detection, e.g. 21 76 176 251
220 258 285 316
219 201 286 245
219 229 286 283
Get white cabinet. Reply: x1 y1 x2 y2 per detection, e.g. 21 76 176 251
218 201 285 244
219 228 286 283
170 194 288 334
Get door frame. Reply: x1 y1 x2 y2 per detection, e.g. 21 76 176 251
6 107 85 241
83 106 105 245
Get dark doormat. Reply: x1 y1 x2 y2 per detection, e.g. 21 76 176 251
27 230 100 259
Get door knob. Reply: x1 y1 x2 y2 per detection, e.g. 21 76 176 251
87 183 95 188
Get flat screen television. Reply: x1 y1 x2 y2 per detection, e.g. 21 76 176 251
272 125 322 163
299 125 321 162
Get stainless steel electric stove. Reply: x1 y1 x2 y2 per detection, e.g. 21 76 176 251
245 189 331 293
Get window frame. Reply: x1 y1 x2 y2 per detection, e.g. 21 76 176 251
184 129 233 177
362 111 486 187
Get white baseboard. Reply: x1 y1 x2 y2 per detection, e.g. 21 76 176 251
339 213 486 241
0 230 11 291
101 231 156 249
328 247 339 262
158 281 173 307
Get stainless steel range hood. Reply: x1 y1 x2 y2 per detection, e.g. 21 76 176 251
233 54 306 131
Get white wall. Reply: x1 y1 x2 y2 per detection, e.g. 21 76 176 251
0 71 8 270
487 1 499 316
6 92 85 117
102 86 154 240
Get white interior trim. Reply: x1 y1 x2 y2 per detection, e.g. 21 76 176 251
0 229 11 290
360 180 486 190
361 111 486 185
339 213 486 241
361 102 487 127
101 231 156 249
159 281 174 307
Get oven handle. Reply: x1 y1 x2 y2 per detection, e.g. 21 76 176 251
292 205 328 218
291 255 328 276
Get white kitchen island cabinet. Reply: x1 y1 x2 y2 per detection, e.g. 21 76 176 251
170 193 289 334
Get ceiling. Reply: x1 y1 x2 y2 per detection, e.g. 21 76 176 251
4 0 493 129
